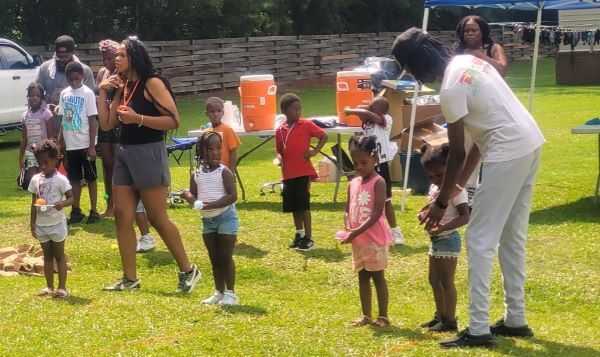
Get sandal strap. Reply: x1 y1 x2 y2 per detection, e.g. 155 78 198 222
55 289 69 297
351 315 373 326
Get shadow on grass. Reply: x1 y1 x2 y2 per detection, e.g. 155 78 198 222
217 304 268 315
60 295 93 305
530 197 600 225
237 201 342 212
235 242 268 259
389 244 429 257
0 141 20 150
141 250 177 268
498 336 600 356
299 247 349 264
68 219 116 239
370 325 427 340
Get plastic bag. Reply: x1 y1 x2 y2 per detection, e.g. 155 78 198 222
353 57 401 94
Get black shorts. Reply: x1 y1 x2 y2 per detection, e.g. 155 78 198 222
66 149 98 182
97 128 118 144
377 161 393 198
282 176 310 212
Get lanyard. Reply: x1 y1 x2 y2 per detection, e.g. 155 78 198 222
122 80 139 107
282 122 296 150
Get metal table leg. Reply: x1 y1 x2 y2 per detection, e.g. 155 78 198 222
235 136 274 201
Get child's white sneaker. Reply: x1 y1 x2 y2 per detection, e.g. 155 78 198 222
202 291 224 305
391 227 405 245
220 290 238 306
136 234 156 253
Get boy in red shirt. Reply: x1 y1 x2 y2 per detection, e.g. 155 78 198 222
276 93 328 251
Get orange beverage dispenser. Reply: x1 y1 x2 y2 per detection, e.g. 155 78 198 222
336 71 373 127
239 74 277 131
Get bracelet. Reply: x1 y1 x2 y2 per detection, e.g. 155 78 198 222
455 183 464 191
138 114 144 127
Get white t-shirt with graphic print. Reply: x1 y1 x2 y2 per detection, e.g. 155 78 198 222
362 114 398 164
28 172 72 226
58 85 98 151
440 55 544 163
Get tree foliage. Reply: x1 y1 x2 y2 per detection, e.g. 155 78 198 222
0 0 543 45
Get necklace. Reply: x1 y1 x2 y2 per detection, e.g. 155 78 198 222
282 122 296 150
122 80 139 107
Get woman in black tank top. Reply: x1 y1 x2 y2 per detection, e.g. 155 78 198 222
455 15 508 77
97 36 199 292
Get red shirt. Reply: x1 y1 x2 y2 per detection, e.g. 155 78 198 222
275 118 326 180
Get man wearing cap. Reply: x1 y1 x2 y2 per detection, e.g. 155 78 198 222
36 35 95 139
392 28 544 348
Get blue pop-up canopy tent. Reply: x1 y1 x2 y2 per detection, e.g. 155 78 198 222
400 0 600 210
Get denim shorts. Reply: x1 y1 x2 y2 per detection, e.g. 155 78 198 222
202 205 239 235
429 231 461 258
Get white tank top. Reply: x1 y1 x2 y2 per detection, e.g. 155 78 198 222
194 164 228 218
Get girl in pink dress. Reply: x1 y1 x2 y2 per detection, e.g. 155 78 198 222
342 134 393 328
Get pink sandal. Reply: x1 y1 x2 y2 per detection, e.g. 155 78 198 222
54 289 69 299
37 287 54 297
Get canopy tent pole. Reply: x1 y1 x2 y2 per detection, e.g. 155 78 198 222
422 7 431 31
401 87 422 212
401 7 430 212
528 4 544 112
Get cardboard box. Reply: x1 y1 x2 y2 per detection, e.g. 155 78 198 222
378 87 441 138
392 114 448 152
400 104 442 128
389 152 403 182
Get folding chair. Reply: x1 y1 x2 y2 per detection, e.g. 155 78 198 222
166 130 197 166
165 130 197 206
330 143 355 179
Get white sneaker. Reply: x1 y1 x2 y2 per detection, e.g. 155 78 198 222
202 291 224 305
220 290 238 306
136 234 156 253
391 228 405 245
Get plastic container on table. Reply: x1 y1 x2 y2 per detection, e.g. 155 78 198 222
336 71 373 127
239 74 277 131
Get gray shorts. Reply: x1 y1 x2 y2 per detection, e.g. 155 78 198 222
113 141 171 190
36 220 68 243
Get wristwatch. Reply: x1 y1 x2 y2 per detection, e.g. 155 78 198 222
434 198 448 210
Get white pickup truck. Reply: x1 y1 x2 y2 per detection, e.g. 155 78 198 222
0 38 43 135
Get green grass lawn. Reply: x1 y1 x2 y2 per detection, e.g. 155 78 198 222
0 58 598 356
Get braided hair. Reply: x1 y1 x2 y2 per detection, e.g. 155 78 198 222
195 131 222 169
33 139 60 160
348 133 378 159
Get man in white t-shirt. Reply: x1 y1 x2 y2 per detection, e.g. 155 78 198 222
392 27 544 349
58 61 100 225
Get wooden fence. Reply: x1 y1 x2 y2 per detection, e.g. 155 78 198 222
24 29 556 95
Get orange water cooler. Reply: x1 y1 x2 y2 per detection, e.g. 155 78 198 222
336 71 373 127
239 74 277 131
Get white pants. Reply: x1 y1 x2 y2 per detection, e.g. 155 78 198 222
466 148 541 335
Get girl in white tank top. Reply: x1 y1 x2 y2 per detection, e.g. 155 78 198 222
181 131 240 306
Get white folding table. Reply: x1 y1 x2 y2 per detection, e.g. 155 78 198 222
188 126 360 203
571 125 600 201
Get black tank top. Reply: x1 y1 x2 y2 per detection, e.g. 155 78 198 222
118 79 164 145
